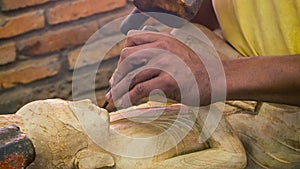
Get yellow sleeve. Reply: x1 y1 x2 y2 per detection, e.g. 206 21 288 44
212 0 300 57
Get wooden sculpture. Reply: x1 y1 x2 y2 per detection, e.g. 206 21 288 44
227 103 300 168
0 99 246 169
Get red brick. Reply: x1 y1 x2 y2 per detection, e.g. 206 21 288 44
67 4 133 70
17 22 98 56
0 11 45 39
47 0 126 25
0 55 60 89
96 4 134 35
0 43 16 65
0 0 49 11
68 34 124 69
71 59 117 98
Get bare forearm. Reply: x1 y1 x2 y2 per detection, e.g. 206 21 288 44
107 31 299 108
224 55 300 106
190 0 219 30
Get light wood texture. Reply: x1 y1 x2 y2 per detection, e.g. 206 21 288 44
0 99 246 169
227 103 300 168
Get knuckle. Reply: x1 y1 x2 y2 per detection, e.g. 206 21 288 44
156 41 167 49
125 38 131 46
134 83 145 96
130 73 137 84
163 75 176 89
127 72 135 83
127 30 139 36
120 47 131 61
164 81 174 90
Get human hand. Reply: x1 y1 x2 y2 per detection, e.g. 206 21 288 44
106 30 213 108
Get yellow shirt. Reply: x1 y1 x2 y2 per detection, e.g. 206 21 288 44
212 0 300 56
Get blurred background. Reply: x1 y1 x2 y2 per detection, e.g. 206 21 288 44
0 0 134 114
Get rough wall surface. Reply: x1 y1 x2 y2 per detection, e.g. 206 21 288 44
0 0 133 114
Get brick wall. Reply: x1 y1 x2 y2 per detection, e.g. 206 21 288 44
0 0 134 114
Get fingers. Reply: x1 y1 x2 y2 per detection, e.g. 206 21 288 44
129 68 161 89
111 31 173 85
118 43 154 64
115 77 163 108
107 31 177 106
125 30 171 47
111 49 162 85
109 68 161 103
112 72 181 108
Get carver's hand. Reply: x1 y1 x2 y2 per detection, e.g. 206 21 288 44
106 30 212 108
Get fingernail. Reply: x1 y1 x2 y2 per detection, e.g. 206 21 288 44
106 92 111 100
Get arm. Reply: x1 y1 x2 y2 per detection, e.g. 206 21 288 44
106 31 300 107
190 0 220 30
225 55 300 106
